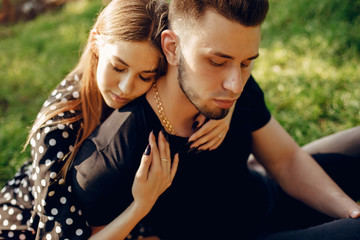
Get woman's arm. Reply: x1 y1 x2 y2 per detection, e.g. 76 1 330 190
302 126 360 157
89 131 179 240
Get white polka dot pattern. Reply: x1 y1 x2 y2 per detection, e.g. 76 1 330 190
0 73 148 239
0 74 95 239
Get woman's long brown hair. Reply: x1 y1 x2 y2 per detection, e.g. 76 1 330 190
25 0 168 181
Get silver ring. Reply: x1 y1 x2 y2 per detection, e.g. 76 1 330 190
161 158 168 162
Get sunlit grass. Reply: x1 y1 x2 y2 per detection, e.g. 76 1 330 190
0 0 103 184
253 0 360 144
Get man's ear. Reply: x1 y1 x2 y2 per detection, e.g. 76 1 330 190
161 30 179 66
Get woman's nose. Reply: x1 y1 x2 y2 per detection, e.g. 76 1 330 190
118 73 134 95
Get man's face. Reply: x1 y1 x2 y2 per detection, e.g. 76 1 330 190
176 10 261 119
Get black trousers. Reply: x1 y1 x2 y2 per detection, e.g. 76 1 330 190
256 153 360 240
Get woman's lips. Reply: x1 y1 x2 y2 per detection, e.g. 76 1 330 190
110 92 129 104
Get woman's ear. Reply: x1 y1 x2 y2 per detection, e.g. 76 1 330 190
161 30 179 66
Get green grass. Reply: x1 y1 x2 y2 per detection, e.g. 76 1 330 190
0 0 103 185
253 0 360 144
1 0 359 186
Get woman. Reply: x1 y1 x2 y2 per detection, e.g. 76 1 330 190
0 0 232 239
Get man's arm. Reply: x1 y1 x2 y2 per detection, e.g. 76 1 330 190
251 117 360 219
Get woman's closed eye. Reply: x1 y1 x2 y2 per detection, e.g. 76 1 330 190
112 65 155 82
112 66 125 73
139 74 155 82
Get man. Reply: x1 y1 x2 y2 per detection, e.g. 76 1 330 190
72 0 360 239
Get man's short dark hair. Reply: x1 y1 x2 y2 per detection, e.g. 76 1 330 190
169 0 269 28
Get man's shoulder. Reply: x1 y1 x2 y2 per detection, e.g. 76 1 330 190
243 75 264 95
237 75 265 107
233 75 271 131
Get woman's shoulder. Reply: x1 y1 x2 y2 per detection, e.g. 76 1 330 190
30 73 83 150
41 72 82 109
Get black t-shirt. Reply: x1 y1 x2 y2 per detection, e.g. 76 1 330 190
71 76 271 239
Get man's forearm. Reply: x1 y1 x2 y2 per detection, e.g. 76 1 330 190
274 150 359 219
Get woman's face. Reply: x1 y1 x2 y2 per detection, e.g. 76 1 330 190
96 40 160 109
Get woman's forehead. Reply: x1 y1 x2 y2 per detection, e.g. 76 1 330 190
100 40 160 71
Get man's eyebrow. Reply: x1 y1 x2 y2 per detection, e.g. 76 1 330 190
209 51 260 61
210 50 235 60
112 56 157 73
247 53 260 60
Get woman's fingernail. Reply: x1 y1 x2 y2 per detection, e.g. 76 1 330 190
351 210 360 218
187 147 197 154
195 149 204 154
191 121 199 131
144 144 151 155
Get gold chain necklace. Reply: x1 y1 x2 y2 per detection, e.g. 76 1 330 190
152 82 177 135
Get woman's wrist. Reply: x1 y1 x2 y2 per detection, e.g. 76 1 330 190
89 201 152 239
131 200 154 219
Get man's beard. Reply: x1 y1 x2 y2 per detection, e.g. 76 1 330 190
177 54 229 120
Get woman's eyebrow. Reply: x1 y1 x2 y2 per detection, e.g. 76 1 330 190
142 69 158 73
112 55 157 73
112 56 129 67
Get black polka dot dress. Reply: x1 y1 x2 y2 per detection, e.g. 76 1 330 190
0 74 92 239
0 73 153 239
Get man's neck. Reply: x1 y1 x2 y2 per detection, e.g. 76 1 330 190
146 70 199 137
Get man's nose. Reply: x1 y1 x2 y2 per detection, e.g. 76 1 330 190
223 67 245 95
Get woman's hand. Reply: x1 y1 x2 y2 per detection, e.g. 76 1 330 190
132 131 179 216
188 103 235 151
90 131 178 239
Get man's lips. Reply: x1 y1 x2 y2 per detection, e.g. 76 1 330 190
213 99 236 109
